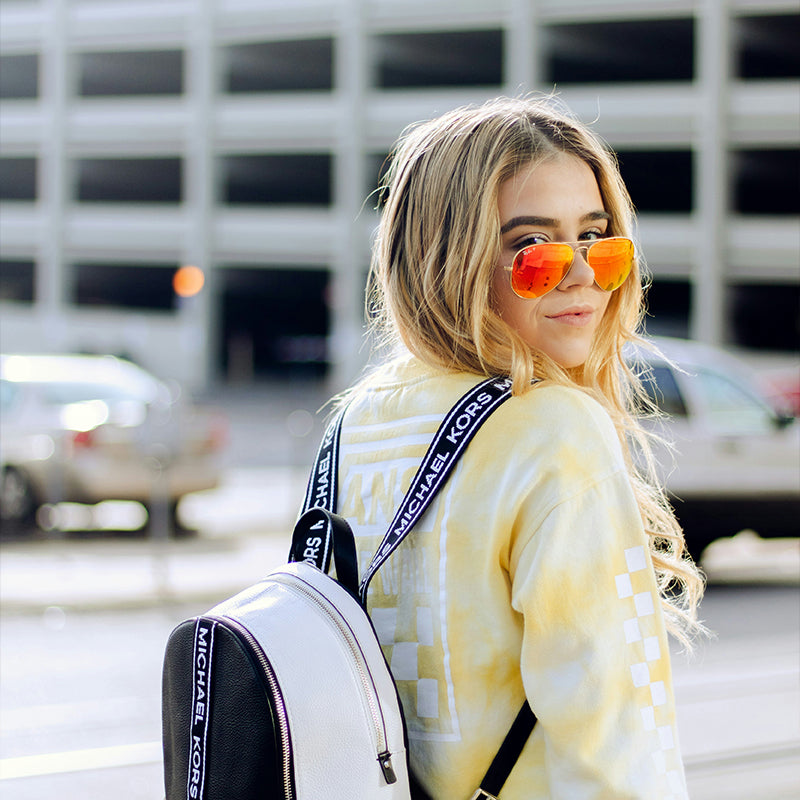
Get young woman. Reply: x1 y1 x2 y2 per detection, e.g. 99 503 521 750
333 96 704 798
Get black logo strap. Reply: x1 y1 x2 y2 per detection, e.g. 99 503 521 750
296 407 346 573
301 408 342 515
358 377 512 602
298 378 512 584
186 619 216 800
289 507 359 598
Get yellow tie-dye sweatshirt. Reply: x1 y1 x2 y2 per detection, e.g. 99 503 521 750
336 354 687 800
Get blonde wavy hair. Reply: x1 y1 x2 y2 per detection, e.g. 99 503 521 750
367 95 704 644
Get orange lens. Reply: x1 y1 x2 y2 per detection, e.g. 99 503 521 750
510 243 574 299
585 238 634 292
510 238 633 299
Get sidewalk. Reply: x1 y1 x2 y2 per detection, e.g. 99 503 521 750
0 531 292 614
0 465 309 615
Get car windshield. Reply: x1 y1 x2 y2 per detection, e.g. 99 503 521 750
693 367 778 435
38 381 154 406
1 356 162 406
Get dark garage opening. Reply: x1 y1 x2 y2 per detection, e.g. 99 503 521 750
219 266 330 381
0 157 37 201
616 150 693 213
220 154 332 206
0 53 38 99
73 262 177 311
76 157 183 203
544 18 695 84
374 29 503 89
645 279 692 339
731 283 800 352
732 148 800 216
78 49 184 96
223 38 334 93
735 13 800 80
0 259 36 303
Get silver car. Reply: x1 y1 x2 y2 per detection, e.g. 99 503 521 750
630 338 799 562
0 353 227 533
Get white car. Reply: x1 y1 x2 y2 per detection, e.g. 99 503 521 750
629 338 799 562
0 353 227 534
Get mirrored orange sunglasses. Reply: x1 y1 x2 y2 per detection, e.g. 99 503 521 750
504 237 635 299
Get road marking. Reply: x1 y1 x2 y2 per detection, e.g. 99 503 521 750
0 741 161 780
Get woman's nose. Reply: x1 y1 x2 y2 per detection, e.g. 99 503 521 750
558 248 595 290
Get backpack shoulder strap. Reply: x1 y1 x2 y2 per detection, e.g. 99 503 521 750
358 376 512 602
301 401 345 516
474 701 537 799
295 376 513 585
291 404 347 576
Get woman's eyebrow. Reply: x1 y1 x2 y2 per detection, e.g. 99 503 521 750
500 215 557 234
499 210 611 235
583 210 612 224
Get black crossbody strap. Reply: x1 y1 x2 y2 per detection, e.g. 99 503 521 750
474 701 537 799
358 375 512 602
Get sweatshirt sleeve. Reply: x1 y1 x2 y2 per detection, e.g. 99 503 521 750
508 405 688 799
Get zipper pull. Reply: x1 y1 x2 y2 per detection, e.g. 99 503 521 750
378 751 397 784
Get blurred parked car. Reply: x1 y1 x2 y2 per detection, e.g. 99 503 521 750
0 353 227 534
760 366 800 418
629 338 799 563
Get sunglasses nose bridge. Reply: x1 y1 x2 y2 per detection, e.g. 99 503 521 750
572 243 593 265
559 243 594 286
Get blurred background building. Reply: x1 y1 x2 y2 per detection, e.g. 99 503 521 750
1 0 798 391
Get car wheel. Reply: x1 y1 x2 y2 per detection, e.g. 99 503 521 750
0 467 39 527
144 499 197 538
169 500 197 538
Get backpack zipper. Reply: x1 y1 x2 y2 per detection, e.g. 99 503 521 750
209 615 295 800
272 571 397 785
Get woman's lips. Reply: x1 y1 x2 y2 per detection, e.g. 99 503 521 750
546 306 595 327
